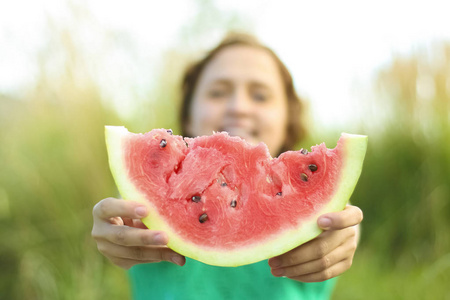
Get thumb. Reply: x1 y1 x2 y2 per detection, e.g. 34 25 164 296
317 205 363 230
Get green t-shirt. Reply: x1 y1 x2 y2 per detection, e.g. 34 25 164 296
128 258 336 300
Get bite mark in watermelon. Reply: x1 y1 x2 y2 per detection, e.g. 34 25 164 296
105 126 367 267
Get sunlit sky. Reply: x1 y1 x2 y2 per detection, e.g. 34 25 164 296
1 0 450 128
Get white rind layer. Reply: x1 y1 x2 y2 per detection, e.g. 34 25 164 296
105 126 368 267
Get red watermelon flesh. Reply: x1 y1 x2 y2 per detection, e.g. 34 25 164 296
105 126 367 266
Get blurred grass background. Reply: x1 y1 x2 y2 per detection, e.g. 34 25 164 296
1 1 449 299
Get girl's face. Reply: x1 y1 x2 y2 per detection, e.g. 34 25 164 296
186 45 289 156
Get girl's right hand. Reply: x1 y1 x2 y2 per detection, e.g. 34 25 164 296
91 197 186 269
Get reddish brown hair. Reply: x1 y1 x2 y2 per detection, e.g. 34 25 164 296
179 32 306 155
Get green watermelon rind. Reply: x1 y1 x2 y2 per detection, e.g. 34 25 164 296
105 126 367 267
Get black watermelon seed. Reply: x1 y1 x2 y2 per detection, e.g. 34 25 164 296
276 192 282 196
230 200 237 208
300 173 308 182
191 195 201 203
160 139 167 148
221 182 227 187
300 148 309 155
308 164 318 172
166 129 173 135
199 213 208 223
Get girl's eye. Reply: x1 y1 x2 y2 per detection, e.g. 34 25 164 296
208 89 228 99
252 92 268 102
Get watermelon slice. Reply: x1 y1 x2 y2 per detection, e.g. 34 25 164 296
105 126 367 267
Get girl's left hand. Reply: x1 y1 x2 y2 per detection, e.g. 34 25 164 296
268 205 363 282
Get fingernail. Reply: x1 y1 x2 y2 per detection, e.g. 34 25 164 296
272 268 285 277
153 233 167 245
318 217 332 229
172 256 185 266
268 257 282 268
135 206 148 217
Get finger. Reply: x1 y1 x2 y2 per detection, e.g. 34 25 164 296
271 237 357 278
109 255 185 270
131 219 150 229
122 218 149 229
109 257 159 270
98 242 185 266
317 205 363 230
268 227 355 268
93 198 148 220
99 225 169 247
289 258 353 282
123 217 134 227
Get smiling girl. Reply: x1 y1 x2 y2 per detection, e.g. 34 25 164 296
92 33 363 299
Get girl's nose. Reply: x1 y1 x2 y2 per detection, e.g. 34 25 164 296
227 87 252 116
